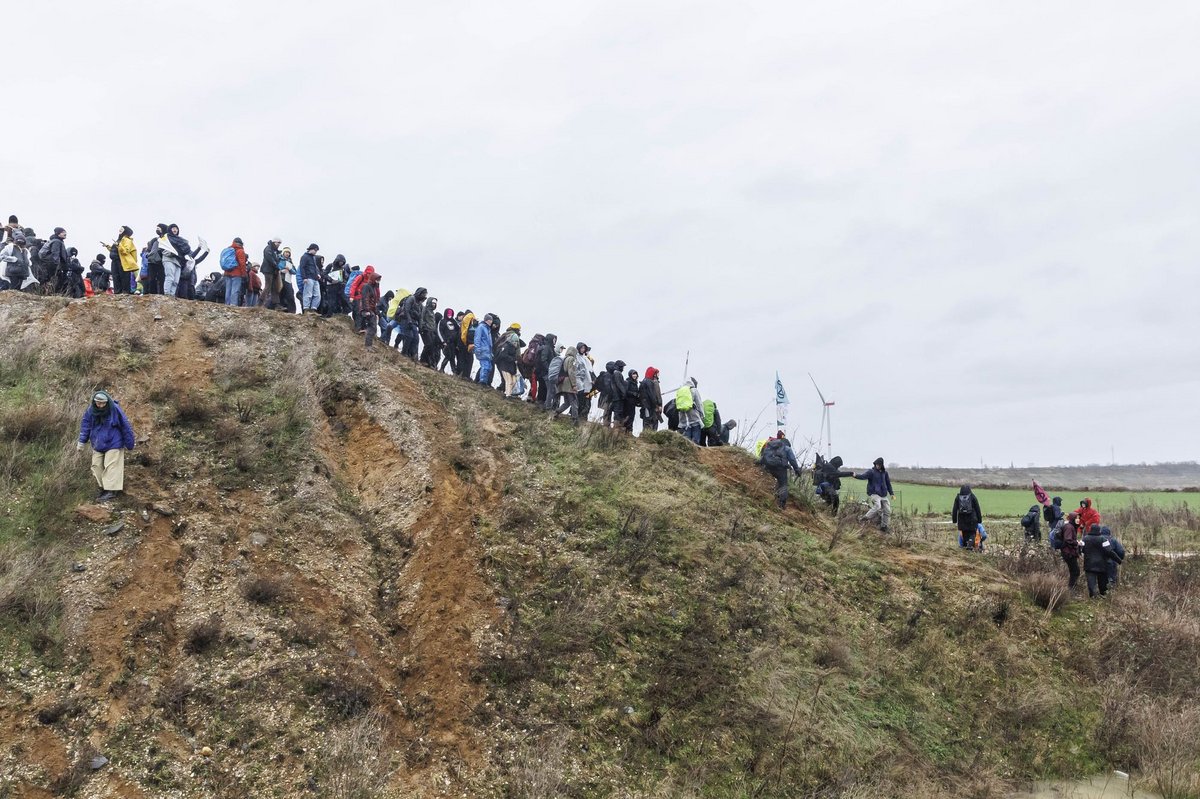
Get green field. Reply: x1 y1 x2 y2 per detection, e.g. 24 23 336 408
842 482 1196 519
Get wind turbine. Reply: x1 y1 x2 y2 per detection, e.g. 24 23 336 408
808 373 835 459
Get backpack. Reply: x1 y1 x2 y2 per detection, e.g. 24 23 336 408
519 335 543 367
1021 510 1038 530
956 493 975 523
498 334 519 360
38 240 54 263
219 247 238 272
344 272 361 299
761 440 788 469
675 385 694 412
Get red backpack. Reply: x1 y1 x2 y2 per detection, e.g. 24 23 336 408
519 334 544 367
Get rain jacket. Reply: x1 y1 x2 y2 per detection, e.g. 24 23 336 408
118 235 139 273
854 466 894 498
78 393 136 453
473 320 494 359
1082 529 1121 574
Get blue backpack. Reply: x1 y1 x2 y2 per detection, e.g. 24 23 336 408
344 271 361 299
219 247 238 272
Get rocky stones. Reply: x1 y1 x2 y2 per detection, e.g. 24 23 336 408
103 521 126 537
90 755 109 770
75 505 112 523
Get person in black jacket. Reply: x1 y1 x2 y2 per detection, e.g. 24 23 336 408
419 297 441 367
621 369 639 432
261 238 282 309
44 227 70 292
1082 524 1122 597
88 255 111 294
639 367 663 432
952 485 983 548
814 455 854 512
438 310 460 374
1021 504 1042 543
534 333 558 403
396 287 427 359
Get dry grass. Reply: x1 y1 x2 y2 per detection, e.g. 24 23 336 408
0 542 69 661
1131 700 1200 799
183 614 224 655
239 575 288 605
508 737 568 799
317 710 396 799
1019 573 1071 614
0 402 74 444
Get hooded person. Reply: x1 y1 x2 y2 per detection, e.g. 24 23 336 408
814 455 854 512
1 234 34 291
438 309 460 374
495 322 524 395
61 247 86 298
639 367 664 431
555 345 586 422
111 226 138 295
261 238 283 309
88 254 111 294
1020 504 1042 542
359 271 383 349
419 296 442 367
77 391 136 502
534 333 558 402
1078 497 1101 535
674 377 703 443
457 311 477 379
1043 496 1065 544
322 254 348 317
1082 523 1121 597
952 485 983 545
157 223 191 297
396 286 427 359
1101 526 1126 589
348 265 375 330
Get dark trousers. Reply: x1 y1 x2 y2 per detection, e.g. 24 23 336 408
420 332 440 366
1063 555 1080 588
457 343 474 379
1086 570 1109 598
439 343 457 374
147 262 165 294
768 466 790 509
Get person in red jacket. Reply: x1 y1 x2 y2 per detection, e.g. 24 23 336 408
1077 497 1101 535
225 238 248 306
349 265 375 331
359 271 382 349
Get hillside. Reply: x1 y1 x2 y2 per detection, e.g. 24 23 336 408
1 293 1197 799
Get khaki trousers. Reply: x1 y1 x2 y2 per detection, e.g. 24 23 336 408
91 449 125 491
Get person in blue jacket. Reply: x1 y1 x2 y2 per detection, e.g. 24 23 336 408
76 391 136 502
854 457 895 533
474 313 496 386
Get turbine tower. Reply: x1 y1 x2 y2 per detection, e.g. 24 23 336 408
808 373 835 459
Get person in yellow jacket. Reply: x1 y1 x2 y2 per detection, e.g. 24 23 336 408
114 226 138 295
457 310 476 379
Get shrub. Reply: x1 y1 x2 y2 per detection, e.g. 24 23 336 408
183 614 224 655
1130 700 1200 799
240 576 287 605
316 711 394 799
1020 573 1070 613
0 403 74 444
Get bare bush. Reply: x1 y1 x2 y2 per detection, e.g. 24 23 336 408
0 542 67 659
318 710 396 799
1130 700 1200 799
183 614 224 655
1020 573 1070 614
0 402 74 444
239 575 288 606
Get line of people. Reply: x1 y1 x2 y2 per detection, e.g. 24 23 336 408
3 215 743 446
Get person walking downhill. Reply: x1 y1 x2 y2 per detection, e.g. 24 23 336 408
855 458 895 533
359 271 382 349
77 391 136 502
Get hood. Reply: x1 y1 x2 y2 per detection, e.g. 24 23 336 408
604 361 615 371
364 265 375 275
1067 512 1079 524
1082 497 1092 509
1029 505 1040 514
565 346 578 357
1101 526 1112 536
91 390 113 414
444 309 454 319
414 287 427 300
959 485 972 495
544 333 557 346
830 456 843 468
120 226 133 238
645 367 659 380
1052 497 1062 507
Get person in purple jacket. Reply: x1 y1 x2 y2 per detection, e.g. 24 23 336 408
76 391 136 502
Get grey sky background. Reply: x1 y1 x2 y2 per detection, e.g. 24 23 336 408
9 1 1198 466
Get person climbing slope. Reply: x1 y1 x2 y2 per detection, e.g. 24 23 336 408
759 433 802 510
77 391 136 502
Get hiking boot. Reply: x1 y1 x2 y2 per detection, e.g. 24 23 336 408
881 525 889 533
97 491 118 502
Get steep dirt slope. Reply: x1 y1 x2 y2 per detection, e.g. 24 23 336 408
1 293 1195 799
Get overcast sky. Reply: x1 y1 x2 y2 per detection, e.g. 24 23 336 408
10 1 1198 466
